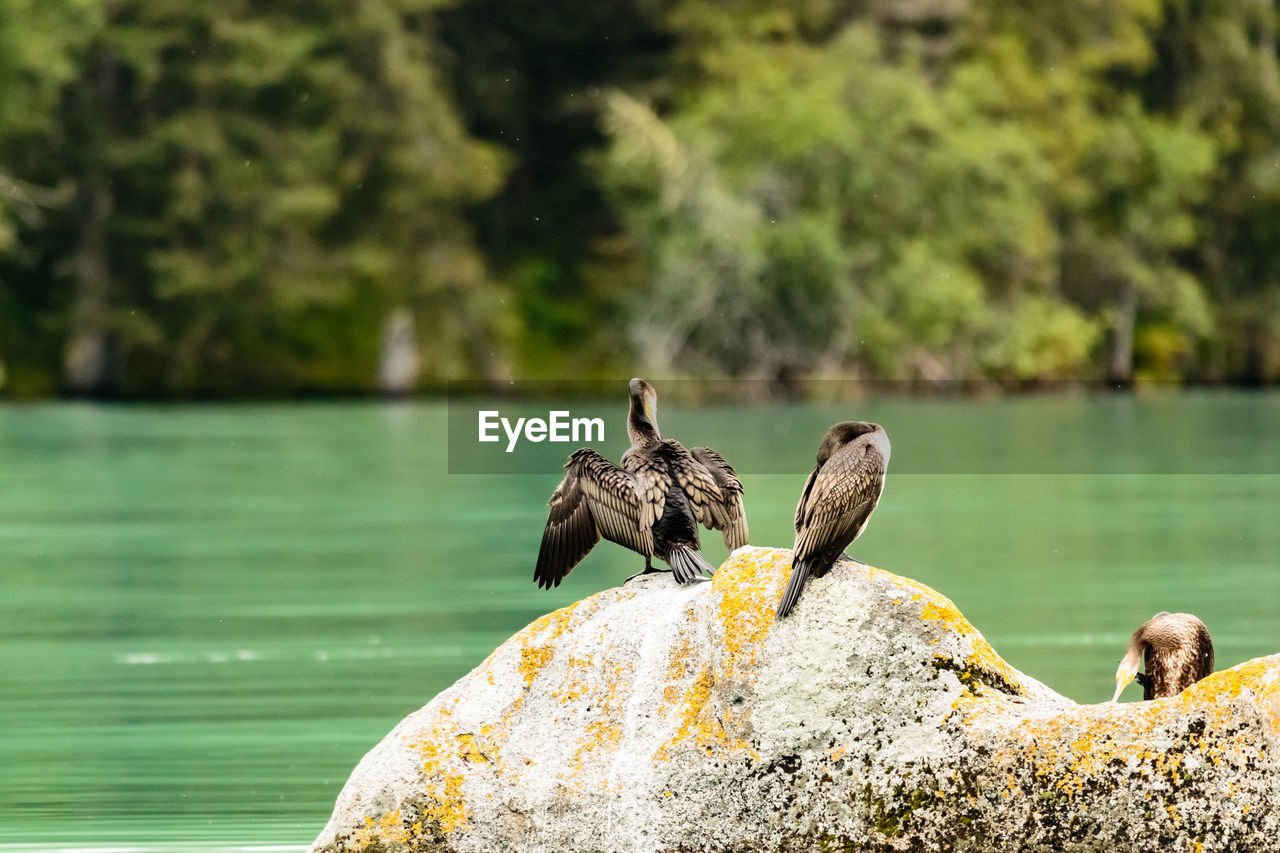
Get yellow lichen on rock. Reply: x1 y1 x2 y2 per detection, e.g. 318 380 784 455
1179 654 1280 725
314 549 1280 853
405 710 471 837
890 572 1025 694
710 548 1024 697
658 666 713 759
551 652 597 703
968 656 1280 816
567 657 631 769
656 664 758 761
518 645 554 689
661 633 696 707
348 809 412 851
711 548 790 680
508 587 640 690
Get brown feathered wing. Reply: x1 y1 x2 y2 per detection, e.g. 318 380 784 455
778 440 886 617
792 441 886 565
688 445 749 551
534 448 661 589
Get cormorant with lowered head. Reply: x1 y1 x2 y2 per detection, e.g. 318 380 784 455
1112 611 1214 701
535 378 748 589
777 421 890 618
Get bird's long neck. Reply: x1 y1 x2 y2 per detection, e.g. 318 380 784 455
1120 638 1145 680
626 394 661 449
627 417 661 450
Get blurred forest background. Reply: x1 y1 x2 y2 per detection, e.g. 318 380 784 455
1 0 1279 397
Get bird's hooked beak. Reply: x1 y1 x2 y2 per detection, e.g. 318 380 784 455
1111 654 1140 703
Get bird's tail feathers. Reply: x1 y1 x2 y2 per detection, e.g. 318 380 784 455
668 546 715 584
776 558 812 619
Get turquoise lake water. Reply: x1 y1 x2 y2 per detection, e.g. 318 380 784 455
1 393 1277 849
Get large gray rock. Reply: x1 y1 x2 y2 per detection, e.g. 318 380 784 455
311 547 1280 852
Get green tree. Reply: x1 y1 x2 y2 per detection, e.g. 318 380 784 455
1138 0 1280 380
434 0 672 377
597 0 1235 383
963 0 1217 382
0 0 101 393
2 0 506 396
599 12 1101 381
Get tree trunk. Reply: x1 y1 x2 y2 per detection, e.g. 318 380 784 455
378 306 420 396
63 43 117 397
63 167 114 396
1109 281 1137 384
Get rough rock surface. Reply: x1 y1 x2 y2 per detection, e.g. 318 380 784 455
311 547 1280 852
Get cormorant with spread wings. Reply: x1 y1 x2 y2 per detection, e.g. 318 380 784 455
777 421 890 618
534 378 748 589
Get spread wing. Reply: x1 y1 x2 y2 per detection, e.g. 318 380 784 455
792 439 886 563
534 449 657 589
652 440 722 534
688 445 748 551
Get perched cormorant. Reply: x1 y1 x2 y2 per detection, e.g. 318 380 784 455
777 421 890 619
1111 612 1214 702
534 378 748 589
